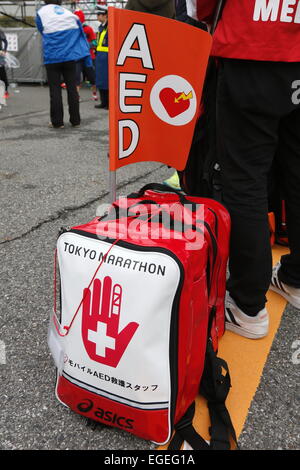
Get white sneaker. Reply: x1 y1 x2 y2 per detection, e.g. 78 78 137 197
270 262 300 309
225 292 269 339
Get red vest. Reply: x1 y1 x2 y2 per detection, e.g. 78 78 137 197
195 0 300 62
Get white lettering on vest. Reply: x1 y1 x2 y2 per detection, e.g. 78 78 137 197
281 0 296 22
253 0 280 21
253 0 300 22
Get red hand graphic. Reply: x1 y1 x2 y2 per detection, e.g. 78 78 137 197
82 276 139 368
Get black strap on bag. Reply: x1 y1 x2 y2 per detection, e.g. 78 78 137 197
168 341 237 450
200 341 238 450
169 303 236 450
211 0 226 35
168 402 210 450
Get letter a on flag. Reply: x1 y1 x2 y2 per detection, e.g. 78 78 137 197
108 7 212 171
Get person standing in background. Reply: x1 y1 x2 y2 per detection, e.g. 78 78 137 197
74 9 98 102
0 28 9 99
188 0 300 338
36 0 90 128
94 5 109 110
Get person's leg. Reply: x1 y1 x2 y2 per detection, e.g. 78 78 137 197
95 89 109 109
217 59 281 316
91 84 98 100
45 62 64 127
95 52 109 108
61 60 80 126
75 59 83 96
82 61 97 100
0 65 9 94
277 107 300 287
100 89 109 108
94 53 101 104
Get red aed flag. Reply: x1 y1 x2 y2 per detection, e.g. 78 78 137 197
108 7 212 171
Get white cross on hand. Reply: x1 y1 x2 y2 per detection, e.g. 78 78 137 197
82 276 139 367
88 321 116 357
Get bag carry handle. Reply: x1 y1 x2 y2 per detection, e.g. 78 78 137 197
128 200 205 233
115 197 220 300
128 183 198 211
128 197 222 309
132 182 183 196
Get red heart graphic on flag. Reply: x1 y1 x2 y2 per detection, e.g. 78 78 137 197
159 87 191 118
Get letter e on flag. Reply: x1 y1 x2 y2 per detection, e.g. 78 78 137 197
108 7 212 171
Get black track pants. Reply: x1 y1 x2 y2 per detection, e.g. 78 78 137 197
217 59 300 314
46 60 80 127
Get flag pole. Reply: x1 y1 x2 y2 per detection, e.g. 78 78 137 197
109 167 116 204
107 7 116 205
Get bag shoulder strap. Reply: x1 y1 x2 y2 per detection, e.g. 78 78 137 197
211 0 226 34
168 340 238 450
168 402 210 450
200 340 238 450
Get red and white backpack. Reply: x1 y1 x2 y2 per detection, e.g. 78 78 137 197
48 184 236 449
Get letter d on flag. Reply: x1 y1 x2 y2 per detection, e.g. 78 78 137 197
108 7 212 171
119 120 139 160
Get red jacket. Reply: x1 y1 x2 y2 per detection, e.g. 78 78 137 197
74 10 97 60
190 0 300 62
83 24 97 60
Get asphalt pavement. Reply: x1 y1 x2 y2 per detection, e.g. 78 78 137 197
0 84 299 451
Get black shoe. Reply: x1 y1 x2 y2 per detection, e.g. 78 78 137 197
48 122 64 129
95 103 108 109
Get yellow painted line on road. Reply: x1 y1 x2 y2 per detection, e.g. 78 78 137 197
159 245 289 449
